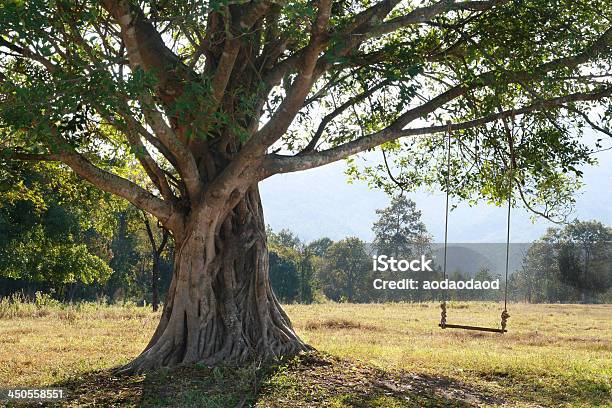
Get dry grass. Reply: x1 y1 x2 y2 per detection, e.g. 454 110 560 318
0 297 159 388
303 318 378 331
0 301 610 407
286 302 612 407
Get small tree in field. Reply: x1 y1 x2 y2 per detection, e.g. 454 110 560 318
372 195 431 301
512 230 566 303
1 0 610 371
267 227 316 302
373 195 430 259
512 221 610 303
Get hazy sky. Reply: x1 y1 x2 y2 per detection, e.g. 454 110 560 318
260 131 611 243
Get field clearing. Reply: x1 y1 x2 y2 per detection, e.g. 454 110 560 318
0 302 610 407
286 302 612 406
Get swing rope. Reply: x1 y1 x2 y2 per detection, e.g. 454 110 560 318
500 165 511 332
439 120 511 333
440 121 452 329
501 114 516 332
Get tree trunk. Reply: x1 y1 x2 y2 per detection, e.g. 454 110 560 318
123 186 311 373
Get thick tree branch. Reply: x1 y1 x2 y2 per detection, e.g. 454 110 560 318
98 0 203 201
100 0 195 104
2 118 176 224
260 0 402 91
210 2 271 106
263 87 612 175
368 0 506 38
250 0 401 129
58 150 175 225
139 94 201 198
3 145 176 225
90 101 179 202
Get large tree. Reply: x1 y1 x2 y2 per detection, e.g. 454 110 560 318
1 0 610 372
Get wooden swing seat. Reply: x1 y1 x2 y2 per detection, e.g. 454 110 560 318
439 323 507 333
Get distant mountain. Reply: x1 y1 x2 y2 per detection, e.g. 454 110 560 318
430 243 531 277
260 133 611 244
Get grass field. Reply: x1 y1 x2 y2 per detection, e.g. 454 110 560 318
0 300 610 407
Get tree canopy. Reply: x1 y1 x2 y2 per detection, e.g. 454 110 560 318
0 0 610 227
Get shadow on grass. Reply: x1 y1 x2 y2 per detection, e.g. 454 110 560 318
477 370 611 408
43 361 267 408
30 353 503 407
256 354 502 408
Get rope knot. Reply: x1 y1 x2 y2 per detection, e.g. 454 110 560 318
501 309 510 332
440 302 447 328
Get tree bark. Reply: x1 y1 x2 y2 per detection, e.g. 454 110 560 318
123 185 311 373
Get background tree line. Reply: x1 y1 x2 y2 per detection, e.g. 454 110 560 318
1 163 610 305
509 221 611 303
0 162 173 307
